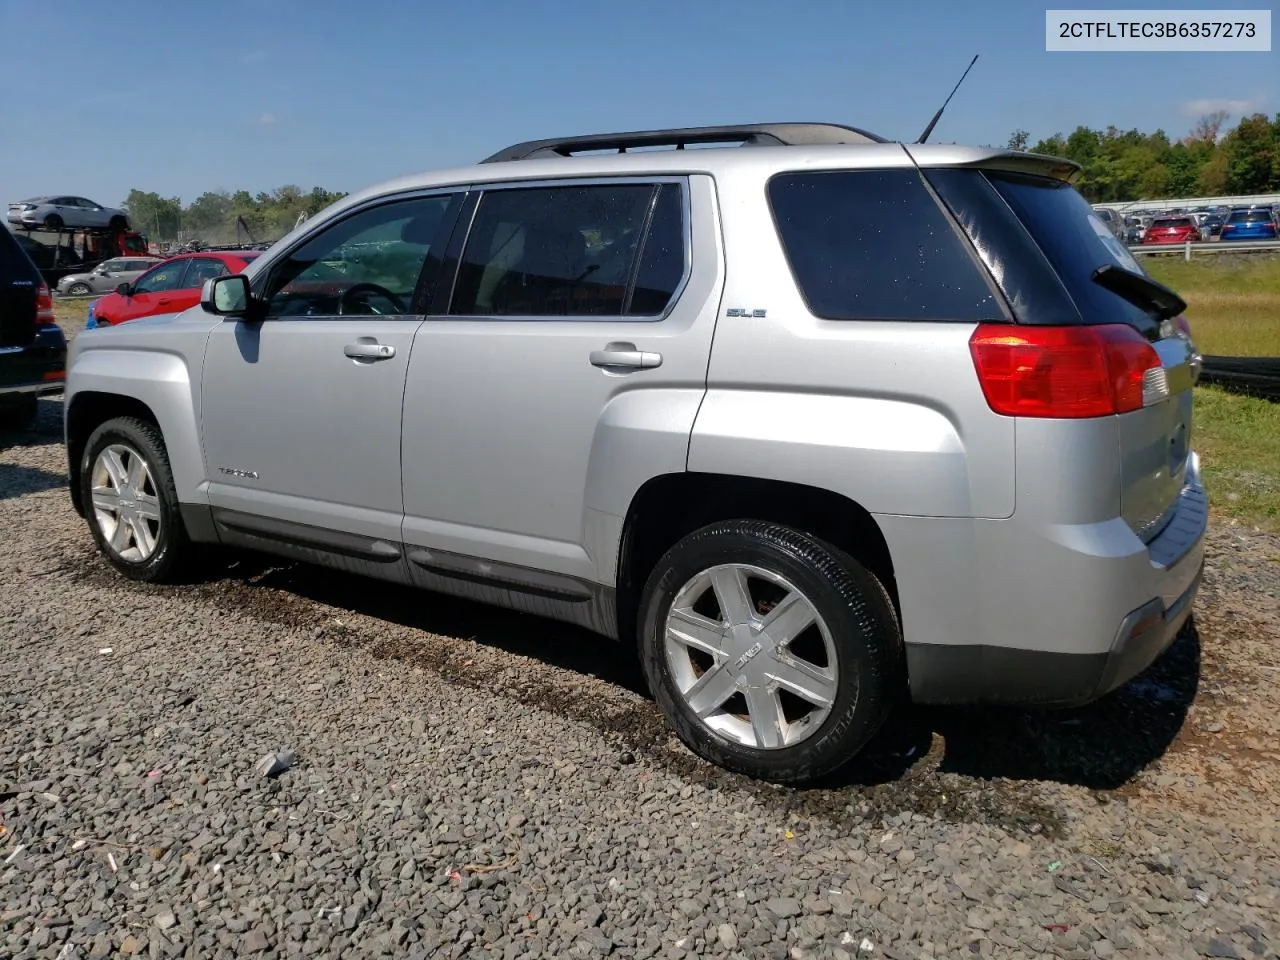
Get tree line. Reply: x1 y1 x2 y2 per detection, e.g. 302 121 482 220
1007 111 1280 204
122 185 348 245
121 112 1279 239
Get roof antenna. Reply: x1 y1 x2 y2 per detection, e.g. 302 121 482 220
915 54 979 144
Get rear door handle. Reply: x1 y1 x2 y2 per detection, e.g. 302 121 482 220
344 341 396 362
589 342 662 371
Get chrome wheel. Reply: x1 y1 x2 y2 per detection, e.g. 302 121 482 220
663 563 841 750
90 443 162 562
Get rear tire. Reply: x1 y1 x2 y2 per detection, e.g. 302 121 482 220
44 214 64 231
637 519 902 784
0 395 39 432
80 416 195 583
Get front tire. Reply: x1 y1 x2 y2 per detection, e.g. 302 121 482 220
108 215 127 232
67 282 92 296
637 520 902 785
80 417 195 583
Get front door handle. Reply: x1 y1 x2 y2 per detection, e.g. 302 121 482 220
589 342 662 371
344 341 396 362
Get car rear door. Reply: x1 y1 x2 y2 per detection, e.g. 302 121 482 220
400 175 721 590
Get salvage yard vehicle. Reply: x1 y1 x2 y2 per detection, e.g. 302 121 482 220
88 250 260 326
63 122 1207 784
56 255 163 296
7 195 129 232
1 225 66 431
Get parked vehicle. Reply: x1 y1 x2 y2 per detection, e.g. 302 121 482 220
1220 208 1279 241
1141 216 1200 245
88 251 260 327
1199 214 1225 238
56 256 164 296
1 226 67 431
63 122 1206 784
8 196 129 232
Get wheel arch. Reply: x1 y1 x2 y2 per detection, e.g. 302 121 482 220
66 392 164 516
615 472 898 646
65 351 206 518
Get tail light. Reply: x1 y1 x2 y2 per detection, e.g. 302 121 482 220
969 323 1164 418
36 282 56 326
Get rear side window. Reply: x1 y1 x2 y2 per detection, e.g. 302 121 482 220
766 169 1001 322
449 182 686 318
983 171 1155 332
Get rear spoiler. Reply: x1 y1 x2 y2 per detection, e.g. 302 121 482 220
905 146 1082 184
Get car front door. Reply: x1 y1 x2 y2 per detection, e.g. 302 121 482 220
199 191 461 561
400 176 720 595
114 258 191 322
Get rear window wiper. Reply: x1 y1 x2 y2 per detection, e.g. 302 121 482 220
1090 263 1187 321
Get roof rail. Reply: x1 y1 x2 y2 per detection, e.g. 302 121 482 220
480 122 888 163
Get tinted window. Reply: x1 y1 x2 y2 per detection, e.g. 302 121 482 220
1229 210 1274 223
627 183 685 315
450 183 682 317
263 194 451 318
133 260 189 294
767 169 999 322
1152 218 1193 228
984 171 1154 331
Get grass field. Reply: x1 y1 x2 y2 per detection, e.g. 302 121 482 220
1145 253 1280 357
52 253 1280 531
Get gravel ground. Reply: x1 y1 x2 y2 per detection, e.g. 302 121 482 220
2 393 1279 960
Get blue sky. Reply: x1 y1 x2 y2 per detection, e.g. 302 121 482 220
2 0 1275 206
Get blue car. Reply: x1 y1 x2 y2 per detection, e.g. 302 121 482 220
1220 208 1278 241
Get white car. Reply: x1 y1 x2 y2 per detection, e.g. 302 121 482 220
7 196 129 233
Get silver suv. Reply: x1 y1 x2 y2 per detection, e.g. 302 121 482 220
63 123 1207 784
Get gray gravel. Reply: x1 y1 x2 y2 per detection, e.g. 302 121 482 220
3 394 1279 960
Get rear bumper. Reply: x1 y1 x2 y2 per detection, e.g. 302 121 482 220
898 454 1209 707
0 326 68 398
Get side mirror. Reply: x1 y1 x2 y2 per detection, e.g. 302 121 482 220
115 282 132 296
202 274 251 317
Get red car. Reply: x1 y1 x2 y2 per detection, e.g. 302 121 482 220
91 250 260 326
1141 216 1201 245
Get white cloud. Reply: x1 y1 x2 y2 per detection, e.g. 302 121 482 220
254 113 278 126
1179 97 1265 117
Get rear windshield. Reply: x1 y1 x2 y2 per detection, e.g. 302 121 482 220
1152 217 1193 228
982 171 1155 330
1229 210 1274 223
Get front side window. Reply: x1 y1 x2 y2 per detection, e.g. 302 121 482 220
450 181 685 318
262 194 452 318
767 169 1000 322
133 260 189 294
99 259 128 273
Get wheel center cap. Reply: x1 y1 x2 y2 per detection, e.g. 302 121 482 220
726 623 766 676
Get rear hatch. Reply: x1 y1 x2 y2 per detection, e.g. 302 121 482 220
1 228 40 348
918 158 1197 542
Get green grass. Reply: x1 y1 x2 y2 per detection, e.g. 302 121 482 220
1145 254 1280 357
1193 385 1280 532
